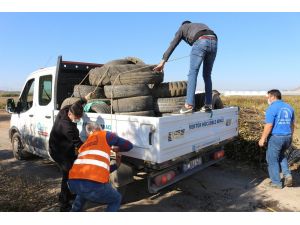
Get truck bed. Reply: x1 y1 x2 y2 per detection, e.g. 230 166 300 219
63 107 238 164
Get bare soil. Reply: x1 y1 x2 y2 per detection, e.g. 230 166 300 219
1 110 300 212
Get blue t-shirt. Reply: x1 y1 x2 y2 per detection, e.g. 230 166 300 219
265 100 294 135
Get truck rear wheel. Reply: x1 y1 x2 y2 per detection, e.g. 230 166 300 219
12 133 32 160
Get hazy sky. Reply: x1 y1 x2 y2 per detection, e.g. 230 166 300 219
0 12 299 91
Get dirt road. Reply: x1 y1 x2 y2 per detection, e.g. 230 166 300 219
1 110 300 212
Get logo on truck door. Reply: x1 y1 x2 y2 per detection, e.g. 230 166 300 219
168 129 185 142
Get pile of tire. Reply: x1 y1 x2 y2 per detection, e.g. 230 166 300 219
61 57 224 117
61 57 163 116
151 81 188 116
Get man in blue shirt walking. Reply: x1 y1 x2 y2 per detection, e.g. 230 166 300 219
258 89 295 189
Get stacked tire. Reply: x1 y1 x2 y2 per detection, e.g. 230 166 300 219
151 81 188 116
61 57 223 117
61 57 163 116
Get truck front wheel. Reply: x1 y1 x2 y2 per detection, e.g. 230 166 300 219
12 133 31 160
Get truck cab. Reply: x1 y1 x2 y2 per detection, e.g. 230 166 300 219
6 56 101 160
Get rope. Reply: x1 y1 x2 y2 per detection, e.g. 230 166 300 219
69 55 190 130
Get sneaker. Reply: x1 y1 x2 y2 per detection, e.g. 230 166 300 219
200 105 212 113
266 181 282 189
179 106 193 114
284 176 293 187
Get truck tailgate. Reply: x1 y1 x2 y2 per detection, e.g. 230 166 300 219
79 107 238 164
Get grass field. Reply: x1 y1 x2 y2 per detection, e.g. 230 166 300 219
222 95 300 163
222 95 300 129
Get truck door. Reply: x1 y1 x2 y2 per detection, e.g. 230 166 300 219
31 74 54 159
17 78 36 154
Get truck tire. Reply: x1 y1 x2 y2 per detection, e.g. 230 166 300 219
212 95 224 109
113 96 153 113
12 133 32 160
110 71 164 85
194 93 224 110
154 96 186 113
115 110 155 117
89 64 150 86
104 84 151 99
60 97 81 109
105 57 145 65
90 102 112 114
194 93 205 111
151 81 187 98
73 85 105 99
88 67 111 86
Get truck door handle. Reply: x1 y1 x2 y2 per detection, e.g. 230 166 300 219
45 116 51 119
29 114 34 117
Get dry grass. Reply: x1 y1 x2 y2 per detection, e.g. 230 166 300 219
0 166 57 211
223 95 300 164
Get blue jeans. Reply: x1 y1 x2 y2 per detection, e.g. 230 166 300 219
68 179 121 212
266 135 292 186
186 38 217 106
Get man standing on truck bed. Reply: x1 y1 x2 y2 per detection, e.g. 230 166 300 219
258 89 295 189
49 94 91 212
68 122 133 212
153 20 218 114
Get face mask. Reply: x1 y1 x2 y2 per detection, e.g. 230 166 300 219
267 99 271 105
72 119 80 123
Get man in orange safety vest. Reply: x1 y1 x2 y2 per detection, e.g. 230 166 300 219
68 122 133 212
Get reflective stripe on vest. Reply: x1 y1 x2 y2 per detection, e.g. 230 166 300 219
74 158 110 171
78 150 110 161
69 130 112 183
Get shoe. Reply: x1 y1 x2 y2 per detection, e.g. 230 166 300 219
59 203 72 212
179 106 193 114
284 176 293 187
200 105 212 113
266 181 282 189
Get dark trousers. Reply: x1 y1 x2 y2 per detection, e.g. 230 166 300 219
54 158 75 210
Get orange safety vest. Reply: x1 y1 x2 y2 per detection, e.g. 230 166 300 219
69 130 111 183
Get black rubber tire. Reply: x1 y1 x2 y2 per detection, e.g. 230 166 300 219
105 57 145 65
194 93 224 110
60 97 81 109
154 96 186 113
115 110 155 117
212 95 224 109
88 67 111 86
104 84 151 99
110 71 164 85
73 85 105 99
125 56 145 65
89 63 163 86
12 133 32 160
89 102 112 114
151 81 187 98
194 93 205 111
113 96 153 113
89 64 150 86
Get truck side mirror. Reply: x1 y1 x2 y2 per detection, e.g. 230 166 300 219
6 98 16 113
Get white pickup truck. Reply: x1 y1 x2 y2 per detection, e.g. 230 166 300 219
6 56 239 194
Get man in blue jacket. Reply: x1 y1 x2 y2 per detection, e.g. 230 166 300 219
259 89 295 189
